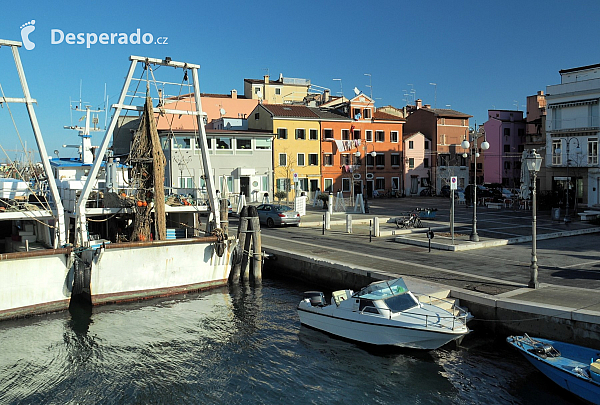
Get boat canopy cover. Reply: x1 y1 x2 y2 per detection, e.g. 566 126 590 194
354 278 409 300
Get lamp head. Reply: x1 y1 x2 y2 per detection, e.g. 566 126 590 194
481 141 490 150
370 151 377 157
355 151 361 157
526 149 543 172
461 139 470 150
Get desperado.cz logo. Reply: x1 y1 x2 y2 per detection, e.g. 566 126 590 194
51 28 168 48
19 20 168 50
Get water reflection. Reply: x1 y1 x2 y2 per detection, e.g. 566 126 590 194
0 279 586 404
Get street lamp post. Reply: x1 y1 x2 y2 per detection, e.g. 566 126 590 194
555 137 581 223
526 149 543 288
461 126 490 242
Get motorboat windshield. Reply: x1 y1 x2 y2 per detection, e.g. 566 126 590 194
354 278 419 313
355 278 408 300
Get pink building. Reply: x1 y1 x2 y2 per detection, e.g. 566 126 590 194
156 90 258 131
403 132 432 195
483 110 526 187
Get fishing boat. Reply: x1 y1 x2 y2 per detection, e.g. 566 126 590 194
507 334 600 404
0 39 237 320
61 55 237 305
0 39 72 320
297 277 470 350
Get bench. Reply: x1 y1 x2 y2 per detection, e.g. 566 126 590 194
486 202 503 210
578 211 600 221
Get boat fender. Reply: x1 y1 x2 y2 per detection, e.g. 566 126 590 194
211 228 226 257
231 244 242 266
73 257 84 295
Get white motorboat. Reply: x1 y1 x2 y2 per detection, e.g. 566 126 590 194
297 278 470 350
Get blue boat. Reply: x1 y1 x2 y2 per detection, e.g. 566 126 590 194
507 334 600 404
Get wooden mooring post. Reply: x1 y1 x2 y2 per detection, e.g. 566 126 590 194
229 206 248 284
219 198 229 236
229 205 262 283
248 205 262 281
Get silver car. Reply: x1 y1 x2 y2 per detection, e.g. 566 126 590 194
256 204 301 228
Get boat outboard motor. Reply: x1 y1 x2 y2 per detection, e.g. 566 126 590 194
304 291 325 306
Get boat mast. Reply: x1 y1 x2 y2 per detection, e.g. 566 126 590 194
75 55 219 246
0 39 67 247
192 67 220 229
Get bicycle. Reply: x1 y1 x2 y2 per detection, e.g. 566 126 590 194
395 210 423 229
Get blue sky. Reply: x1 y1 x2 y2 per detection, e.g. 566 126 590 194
1 0 600 161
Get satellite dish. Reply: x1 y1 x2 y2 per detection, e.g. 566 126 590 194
353 87 360 96
257 89 263 98
219 108 226 117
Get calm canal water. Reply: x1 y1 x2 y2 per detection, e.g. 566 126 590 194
0 277 582 404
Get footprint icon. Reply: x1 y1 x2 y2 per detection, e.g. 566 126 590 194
20 20 36 51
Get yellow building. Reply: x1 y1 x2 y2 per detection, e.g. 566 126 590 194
244 74 311 105
248 104 321 199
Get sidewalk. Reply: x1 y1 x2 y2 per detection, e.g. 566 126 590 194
295 196 600 251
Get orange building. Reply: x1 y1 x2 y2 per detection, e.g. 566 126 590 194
319 94 405 198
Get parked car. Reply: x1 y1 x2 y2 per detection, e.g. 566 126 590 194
256 204 301 228
478 185 502 200
501 188 516 199
441 185 465 199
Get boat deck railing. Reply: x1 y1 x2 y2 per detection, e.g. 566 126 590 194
360 305 469 331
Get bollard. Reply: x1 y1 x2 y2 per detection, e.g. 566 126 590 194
325 211 331 230
322 215 325 235
369 220 372 243
373 216 380 237
346 214 352 233
327 195 333 216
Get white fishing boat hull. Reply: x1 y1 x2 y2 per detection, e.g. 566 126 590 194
0 250 71 320
86 238 234 305
298 301 468 350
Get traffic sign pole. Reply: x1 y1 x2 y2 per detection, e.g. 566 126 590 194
450 176 457 245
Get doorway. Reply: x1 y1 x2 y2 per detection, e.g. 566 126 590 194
366 180 374 198
240 176 250 197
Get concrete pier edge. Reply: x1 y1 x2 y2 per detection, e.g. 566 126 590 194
264 245 600 349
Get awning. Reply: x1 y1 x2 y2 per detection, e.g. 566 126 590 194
548 99 598 108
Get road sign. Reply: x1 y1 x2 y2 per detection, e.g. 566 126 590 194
450 176 457 190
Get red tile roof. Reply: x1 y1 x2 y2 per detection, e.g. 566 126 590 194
373 110 405 121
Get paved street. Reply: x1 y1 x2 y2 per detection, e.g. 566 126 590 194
237 195 600 293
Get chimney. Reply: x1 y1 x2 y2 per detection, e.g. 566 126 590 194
416 99 423 109
424 104 431 109
279 73 283 81
264 75 269 84
323 89 330 103
231 89 237 99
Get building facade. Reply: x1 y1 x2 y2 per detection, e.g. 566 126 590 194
244 74 311 105
483 110 526 187
403 132 435 195
160 129 274 202
403 101 471 192
248 104 322 200
318 94 405 198
545 63 600 208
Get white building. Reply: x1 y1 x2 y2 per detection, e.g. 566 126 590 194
545 63 600 208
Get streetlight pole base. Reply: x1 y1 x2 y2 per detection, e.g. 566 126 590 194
563 216 571 223
469 233 479 242
528 263 539 289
